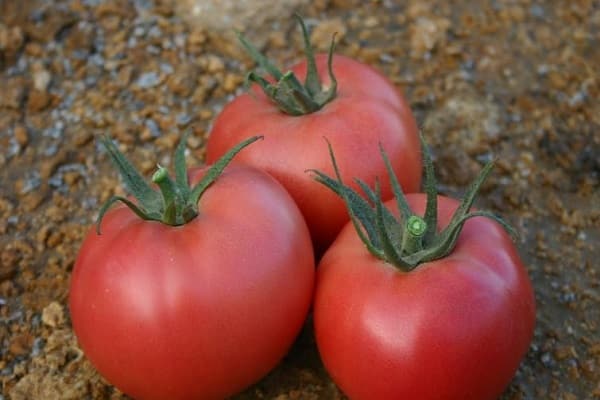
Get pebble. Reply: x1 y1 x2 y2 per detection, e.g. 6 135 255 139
27 90 51 112
204 55 225 73
174 0 308 32
32 67 52 92
13 125 29 148
310 18 347 51
409 16 450 57
176 113 192 127
0 25 25 61
136 71 161 88
144 118 162 137
0 78 26 109
41 302 65 328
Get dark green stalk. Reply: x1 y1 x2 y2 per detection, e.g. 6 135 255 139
400 216 428 255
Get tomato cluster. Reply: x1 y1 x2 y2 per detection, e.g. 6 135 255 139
70 17 535 400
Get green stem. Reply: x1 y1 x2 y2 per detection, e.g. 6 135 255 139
285 73 321 113
152 166 183 225
401 216 428 255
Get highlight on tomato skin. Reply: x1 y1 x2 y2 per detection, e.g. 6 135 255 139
311 137 536 400
69 134 315 400
206 15 421 254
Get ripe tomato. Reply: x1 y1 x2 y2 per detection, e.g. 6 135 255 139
206 52 420 253
314 195 535 400
70 164 314 400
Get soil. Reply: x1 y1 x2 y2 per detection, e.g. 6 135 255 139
1 0 599 399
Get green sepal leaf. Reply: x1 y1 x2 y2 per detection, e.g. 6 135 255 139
152 165 185 225
353 177 399 238
373 180 406 267
237 30 283 80
309 140 385 258
313 31 337 106
100 136 162 211
190 136 263 205
442 161 495 237
296 13 321 96
96 196 158 235
380 143 411 222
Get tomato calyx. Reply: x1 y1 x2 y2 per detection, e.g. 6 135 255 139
95 134 262 234
238 14 337 116
311 136 516 271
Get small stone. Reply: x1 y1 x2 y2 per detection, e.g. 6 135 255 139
46 228 65 247
198 109 213 120
117 65 134 86
554 346 577 361
8 332 33 356
63 171 82 187
24 42 44 57
530 4 546 18
136 71 161 89
42 302 65 328
32 67 52 92
0 77 26 109
73 131 93 147
176 113 192 127
187 28 207 49
407 1 432 19
410 17 450 57
21 190 47 212
222 72 242 92
166 66 198 97
364 16 379 28
156 132 179 150
144 118 162 137
15 172 41 195
40 150 68 180
0 251 18 280
187 134 202 149
310 18 347 51
268 31 286 48
205 55 225 73
27 89 51 112
0 25 25 60
13 124 29 148
175 0 308 32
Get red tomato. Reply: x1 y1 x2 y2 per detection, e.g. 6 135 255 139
314 194 535 400
206 54 420 252
69 164 314 400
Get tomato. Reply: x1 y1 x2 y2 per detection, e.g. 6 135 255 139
70 137 314 400
313 194 536 400
206 20 420 253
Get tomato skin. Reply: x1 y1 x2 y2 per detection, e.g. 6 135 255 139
206 54 420 252
69 164 314 400
314 194 535 400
